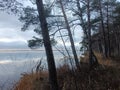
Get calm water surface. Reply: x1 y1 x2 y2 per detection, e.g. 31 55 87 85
0 50 64 90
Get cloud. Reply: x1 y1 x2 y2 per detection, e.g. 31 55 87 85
0 41 28 49
0 37 26 43
0 11 37 48
0 11 21 28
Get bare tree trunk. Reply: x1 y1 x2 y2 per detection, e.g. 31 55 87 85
87 0 98 68
115 26 120 56
36 0 58 90
57 23 79 90
56 21 74 67
59 0 80 69
106 0 111 57
98 0 108 58
87 0 92 67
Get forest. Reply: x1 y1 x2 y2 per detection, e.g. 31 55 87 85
0 0 120 90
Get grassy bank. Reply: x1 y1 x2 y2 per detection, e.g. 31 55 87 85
14 53 120 90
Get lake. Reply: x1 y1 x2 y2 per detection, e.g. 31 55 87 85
0 50 65 89
0 49 80 89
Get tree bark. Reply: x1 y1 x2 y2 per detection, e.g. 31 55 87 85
87 0 92 67
98 0 108 58
59 0 80 69
106 0 111 57
36 0 59 90
87 0 98 68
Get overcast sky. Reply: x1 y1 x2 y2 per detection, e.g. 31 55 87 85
0 11 38 49
0 0 82 49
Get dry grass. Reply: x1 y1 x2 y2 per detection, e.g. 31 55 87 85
14 52 120 90
80 52 118 67
14 71 49 90
60 52 120 90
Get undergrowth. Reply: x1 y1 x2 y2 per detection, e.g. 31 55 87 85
14 52 120 90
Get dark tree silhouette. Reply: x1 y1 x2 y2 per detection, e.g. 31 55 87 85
36 0 59 90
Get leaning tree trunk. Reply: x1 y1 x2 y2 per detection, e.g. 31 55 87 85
36 0 58 90
59 0 80 69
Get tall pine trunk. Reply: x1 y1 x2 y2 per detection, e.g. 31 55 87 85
87 0 92 67
36 0 58 90
106 0 111 57
98 0 108 58
59 0 80 69
87 0 98 68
